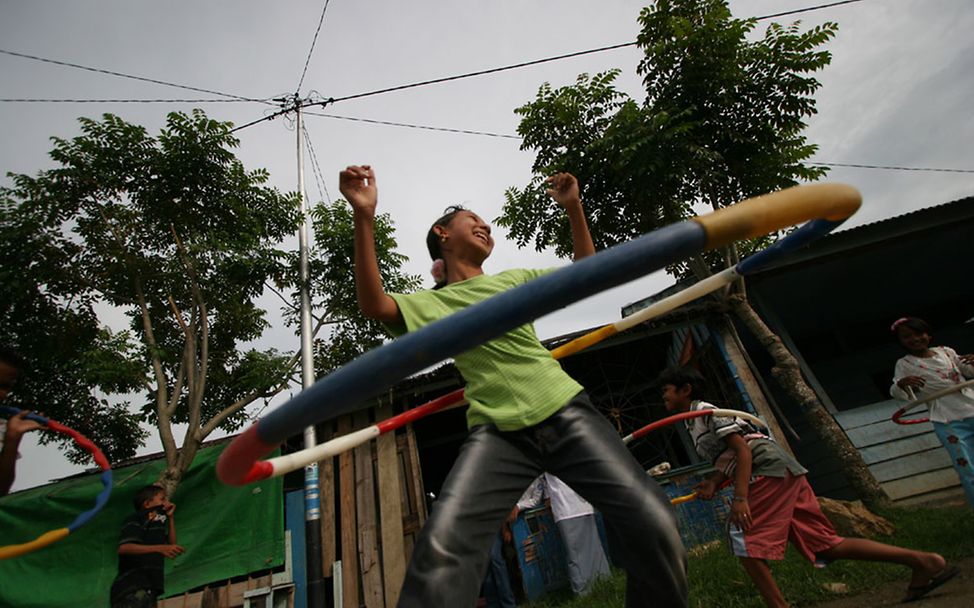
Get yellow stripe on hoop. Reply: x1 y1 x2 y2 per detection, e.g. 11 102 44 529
550 325 618 360
670 492 698 506
693 183 861 249
0 528 70 560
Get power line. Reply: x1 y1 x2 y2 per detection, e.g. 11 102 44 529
326 41 636 105
812 162 974 174
324 1 870 105
0 98 255 104
756 0 866 22
302 123 332 205
230 107 291 133
230 0 875 133
0 48 270 103
303 111 521 139
296 0 333 95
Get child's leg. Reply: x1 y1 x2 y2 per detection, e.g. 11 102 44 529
816 538 946 587
739 557 789 608
398 425 540 608
533 394 688 608
933 417 974 508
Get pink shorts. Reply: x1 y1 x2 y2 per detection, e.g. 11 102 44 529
728 472 843 564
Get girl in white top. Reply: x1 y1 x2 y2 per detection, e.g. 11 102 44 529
890 316 974 507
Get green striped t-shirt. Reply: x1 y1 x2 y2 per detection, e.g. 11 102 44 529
387 269 583 431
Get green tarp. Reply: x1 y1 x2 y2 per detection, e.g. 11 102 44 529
0 442 283 607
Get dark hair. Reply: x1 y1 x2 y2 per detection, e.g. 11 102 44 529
0 347 24 371
133 484 165 511
656 366 709 401
425 205 467 289
891 316 931 336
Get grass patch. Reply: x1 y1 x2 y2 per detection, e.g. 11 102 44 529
525 505 974 607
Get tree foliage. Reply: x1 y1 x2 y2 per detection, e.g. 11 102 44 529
1 110 301 475
498 0 836 276
2 111 421 488
300 200 421 376
497 2 890 508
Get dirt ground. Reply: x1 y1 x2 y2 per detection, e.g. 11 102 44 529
810 556 973 607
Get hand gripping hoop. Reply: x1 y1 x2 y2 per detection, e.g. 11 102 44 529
0 406 113 560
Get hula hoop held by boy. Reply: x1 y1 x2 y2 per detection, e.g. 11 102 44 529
340 165 687 608
658 366 957 606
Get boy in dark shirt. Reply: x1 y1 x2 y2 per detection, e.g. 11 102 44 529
110 485 184 608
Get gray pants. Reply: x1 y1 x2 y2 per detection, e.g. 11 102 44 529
398 393 688 608
558 514 611 595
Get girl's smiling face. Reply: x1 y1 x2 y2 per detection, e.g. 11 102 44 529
895 325 931 355
439 210 494 260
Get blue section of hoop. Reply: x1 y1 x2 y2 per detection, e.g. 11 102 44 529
735 218 844 275
257 220 708 444
0 405 113 533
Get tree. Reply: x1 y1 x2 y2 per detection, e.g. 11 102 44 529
0 111 285 493
499 0 889 508
304 201 421 376
2 111 421 494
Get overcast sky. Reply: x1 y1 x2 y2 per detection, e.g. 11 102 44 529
3 0 972 491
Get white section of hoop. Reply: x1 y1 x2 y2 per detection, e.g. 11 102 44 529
267 426 381 477
900 378 974 414
612 267 740 333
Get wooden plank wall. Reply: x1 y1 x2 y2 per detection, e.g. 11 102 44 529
835 399 959 504
335 405 428 608
158 404 425 608
157 574 292 608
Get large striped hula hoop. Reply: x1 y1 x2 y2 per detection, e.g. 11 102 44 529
218 183 861 486
892 379 974 425
0 406 113 560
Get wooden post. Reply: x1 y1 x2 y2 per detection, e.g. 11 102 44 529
376 404 407 606
355 410 384 607
338 415 360 608
718 323 794 455
319 422 336 578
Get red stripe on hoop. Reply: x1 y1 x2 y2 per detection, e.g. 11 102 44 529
217 425 278 486
892 408 929 425
46 420 111 470
243 461 274 484
376 388 465 433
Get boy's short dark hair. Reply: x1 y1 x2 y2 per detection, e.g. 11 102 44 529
657 366 709 401
0 347 24 371
133 484 165 511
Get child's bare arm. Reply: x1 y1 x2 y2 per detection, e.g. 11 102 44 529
546 173 595 261
340 166 402 322
164 501 177 544
723 433 753 531
119 543 184 559
0 411 45 496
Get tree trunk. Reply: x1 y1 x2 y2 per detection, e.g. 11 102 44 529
157 439 200 497
729 294 891 510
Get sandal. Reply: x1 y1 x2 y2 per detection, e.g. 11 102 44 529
902 564 960 603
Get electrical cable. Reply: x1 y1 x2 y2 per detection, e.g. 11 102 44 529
0 48 270 103
295 0 333 95
0 98 254 103
811 162 974 174
302 123 331 205
303 110 521 139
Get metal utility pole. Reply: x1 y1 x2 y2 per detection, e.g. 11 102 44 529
295 99 327 607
